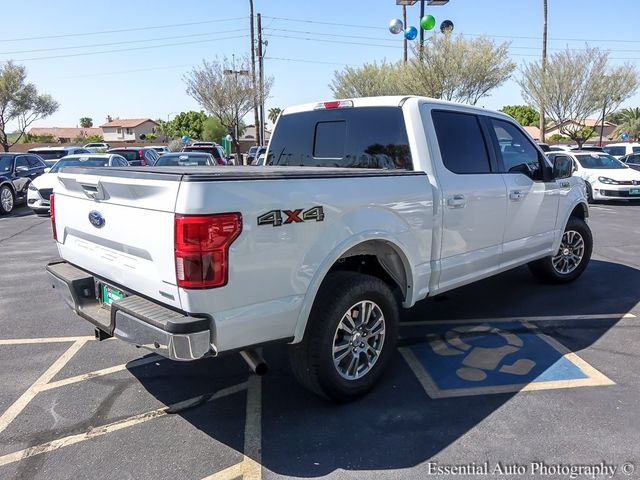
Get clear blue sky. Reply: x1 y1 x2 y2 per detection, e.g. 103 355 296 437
3 0 640 130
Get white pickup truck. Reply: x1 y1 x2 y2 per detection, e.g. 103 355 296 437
47 96 591 402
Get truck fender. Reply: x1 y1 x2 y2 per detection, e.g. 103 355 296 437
553 200 589 252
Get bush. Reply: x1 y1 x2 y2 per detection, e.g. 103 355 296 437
168 139 183 152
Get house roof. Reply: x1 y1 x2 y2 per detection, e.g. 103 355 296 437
29 127 102 138
100 118 158 128
523 126 540 140
548 119 617 130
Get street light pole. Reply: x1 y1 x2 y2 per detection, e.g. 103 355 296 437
402 5 408 63
419 0 425 57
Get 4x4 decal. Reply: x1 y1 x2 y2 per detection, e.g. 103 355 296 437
257 206 325 227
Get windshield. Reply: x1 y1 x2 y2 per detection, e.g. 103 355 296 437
32 150 68 160
633 146 640 153
574 153 627 169
155 154 214 166
603 146 626 156
50 158 109 172
0 155 14 173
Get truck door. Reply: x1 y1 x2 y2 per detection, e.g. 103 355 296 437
428 109 508 292
485 118 560 268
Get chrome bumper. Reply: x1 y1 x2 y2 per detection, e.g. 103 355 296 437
46 261 213 361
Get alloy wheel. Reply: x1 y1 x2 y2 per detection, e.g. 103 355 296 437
552 230 585 275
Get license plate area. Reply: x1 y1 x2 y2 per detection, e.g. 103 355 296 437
99 283 125 307
630 188 640 195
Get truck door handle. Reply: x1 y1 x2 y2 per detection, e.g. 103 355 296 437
509 190 524 201
446 194 467 208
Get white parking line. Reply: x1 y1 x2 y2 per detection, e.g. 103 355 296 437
0 336 94 345
39 355 164 392
401 312 636 327
0 381 248 468
0 338 89 435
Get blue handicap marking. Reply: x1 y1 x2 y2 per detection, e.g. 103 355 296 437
400 321 613 398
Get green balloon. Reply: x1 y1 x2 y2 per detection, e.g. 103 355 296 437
420 15 436 30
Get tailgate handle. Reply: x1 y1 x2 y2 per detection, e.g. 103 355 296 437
79 181 107 201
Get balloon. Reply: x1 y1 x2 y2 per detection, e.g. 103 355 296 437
440 20 454 34
389 18 404 34
420 15 436 30
181 135 189 143
621 132 630 140
404 26 418 41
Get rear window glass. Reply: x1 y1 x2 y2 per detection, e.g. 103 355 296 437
267 107 412 169
432 110 491 174
109 150 140 161
51 158 109 172
30 150 68 160
156 154 214 166
183 146 221 159
603 146 626 156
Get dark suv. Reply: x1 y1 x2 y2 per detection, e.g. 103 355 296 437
28 146 91 167
106 147 159 166
0 153 47 214
182 144 227 165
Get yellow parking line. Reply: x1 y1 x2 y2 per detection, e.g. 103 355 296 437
401 312 636 327
0 338 89 435
0 381 248 468
0 336 94 345
39 355 164 392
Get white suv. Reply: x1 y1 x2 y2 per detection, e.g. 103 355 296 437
603 142 640 159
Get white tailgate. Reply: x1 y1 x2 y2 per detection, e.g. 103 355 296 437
54 172 182 309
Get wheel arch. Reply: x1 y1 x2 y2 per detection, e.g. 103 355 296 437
292 234 414 343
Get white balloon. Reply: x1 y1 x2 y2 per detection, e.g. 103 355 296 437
389 18 404 35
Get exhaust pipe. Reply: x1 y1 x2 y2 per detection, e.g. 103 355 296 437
240 349 268 376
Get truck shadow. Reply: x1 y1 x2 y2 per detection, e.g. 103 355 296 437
129 259 640 477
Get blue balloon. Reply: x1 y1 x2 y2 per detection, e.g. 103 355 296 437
181 135 189 143
404 26 418 41
621 132 629 140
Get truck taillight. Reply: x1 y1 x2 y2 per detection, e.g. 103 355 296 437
50 194 57 241
174 213 242 289
139 150 147 166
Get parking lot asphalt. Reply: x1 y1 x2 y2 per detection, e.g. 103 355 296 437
1 201 639 480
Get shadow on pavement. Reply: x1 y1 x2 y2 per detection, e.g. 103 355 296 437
130 259 640 477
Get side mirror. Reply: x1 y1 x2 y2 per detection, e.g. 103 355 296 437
553 155 572 180
15 166 29 173
44 167 51 173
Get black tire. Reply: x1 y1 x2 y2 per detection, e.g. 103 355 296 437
585 181 594 204
528 216 592 284
289 271 399 402
0 185 15 215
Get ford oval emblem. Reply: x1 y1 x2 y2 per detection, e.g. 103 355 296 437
88 210 105 228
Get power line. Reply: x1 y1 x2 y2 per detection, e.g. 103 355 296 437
0 17 245 43
0 29 246 56
6 35 249 62
266 56 352 67
265 33 403 50
262 15 382 31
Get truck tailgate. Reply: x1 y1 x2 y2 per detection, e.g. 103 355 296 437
54 171 182 309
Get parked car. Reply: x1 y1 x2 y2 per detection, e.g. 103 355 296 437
571 145 603 152
182 144 227 165
620 153 640 172
48 96 590 402
253 153 266 166
27 154 129 215
148 145 170 156
0 153 47 214
28 146 91 167
106 147 159 166
549 145 572 152
537 142 551 152
603 142 640 159
154 152 216 166
247 145 266 164
548 150 640 202
83 142 110 152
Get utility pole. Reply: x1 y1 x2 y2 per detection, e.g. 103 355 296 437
419 0 425 59
402 5 408 63
257 13 265 146
249 0 260 146
539 0 548 143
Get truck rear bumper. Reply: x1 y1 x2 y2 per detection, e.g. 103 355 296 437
46 261 213 361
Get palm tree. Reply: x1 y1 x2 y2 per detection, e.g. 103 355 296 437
612 108 640 141
268 107 282 125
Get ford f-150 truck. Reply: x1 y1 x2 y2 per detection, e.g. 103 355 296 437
47 96 591 402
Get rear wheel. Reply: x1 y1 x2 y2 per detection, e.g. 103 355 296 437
585 181 594 204
0 185 14 215
528 216 592 284
289 271 399 402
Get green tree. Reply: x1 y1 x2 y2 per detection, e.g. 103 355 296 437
330 61 403 98
499 105 540 126
202 116 226 142
268 107 282 125
519 47 639 147
74 134 103 144
79 117 93 128
611 107 640 141
0 61 59 151
168 111 208 140
401 34 516 105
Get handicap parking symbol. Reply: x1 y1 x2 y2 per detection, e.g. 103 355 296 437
399 321 614 398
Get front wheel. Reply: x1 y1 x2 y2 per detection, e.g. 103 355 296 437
0 185 15 215
289 271 399 402
528 216 593 284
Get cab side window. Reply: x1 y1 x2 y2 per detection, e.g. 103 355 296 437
490 119 544 180
15 156 29 171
